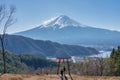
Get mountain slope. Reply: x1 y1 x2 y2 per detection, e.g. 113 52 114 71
0 35 99 57
15 15 120 49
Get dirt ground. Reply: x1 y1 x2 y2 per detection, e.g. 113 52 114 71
0 74 120 80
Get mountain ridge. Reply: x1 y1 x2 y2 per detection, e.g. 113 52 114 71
0 35 99 57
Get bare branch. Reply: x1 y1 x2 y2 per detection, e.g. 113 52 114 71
3 5 16 36
0 5 6 27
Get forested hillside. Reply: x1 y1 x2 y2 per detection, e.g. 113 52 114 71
0 51 57 73
0 47 120 76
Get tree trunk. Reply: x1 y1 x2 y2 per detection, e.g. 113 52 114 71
1 38 6 73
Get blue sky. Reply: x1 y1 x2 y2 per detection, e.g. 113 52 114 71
0 0 120 33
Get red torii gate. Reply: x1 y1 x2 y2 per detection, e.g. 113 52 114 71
55 49 73 80
56 56 73 80
56 57 71 75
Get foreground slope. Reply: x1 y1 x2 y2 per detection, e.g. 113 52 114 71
0 74 120 80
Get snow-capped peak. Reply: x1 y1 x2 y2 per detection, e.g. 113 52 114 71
41 15 84 28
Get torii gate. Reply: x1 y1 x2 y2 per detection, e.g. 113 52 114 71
56 50 73 80
56 57 71 75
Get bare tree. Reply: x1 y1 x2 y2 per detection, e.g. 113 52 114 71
0 5 16 73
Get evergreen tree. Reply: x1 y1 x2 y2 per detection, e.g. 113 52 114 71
110 46 120 76
110 48 116 59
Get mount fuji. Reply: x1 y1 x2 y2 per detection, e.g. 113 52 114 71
15 15 120 50
41 15 85 28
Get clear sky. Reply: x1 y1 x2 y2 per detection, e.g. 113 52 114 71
0 0 120 33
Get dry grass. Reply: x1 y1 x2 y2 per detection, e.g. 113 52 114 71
0 74 120 80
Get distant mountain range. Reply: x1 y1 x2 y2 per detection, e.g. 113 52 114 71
0 35 99 57
15 15 120 50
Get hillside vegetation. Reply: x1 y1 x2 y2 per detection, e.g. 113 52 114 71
0 47 120 76
0 51 57 73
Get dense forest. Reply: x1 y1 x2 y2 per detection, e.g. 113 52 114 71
0 51 57 73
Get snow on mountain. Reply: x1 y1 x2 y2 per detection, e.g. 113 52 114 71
41 15 85 29
14 15 120 50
